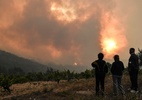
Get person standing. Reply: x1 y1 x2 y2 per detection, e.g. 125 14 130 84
91 53 108 96
128 48 139 93
111 55 125 96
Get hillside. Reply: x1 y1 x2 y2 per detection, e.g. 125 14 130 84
0 50 49 73
0 74 142 100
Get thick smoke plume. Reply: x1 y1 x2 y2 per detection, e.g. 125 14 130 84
0 0 130 67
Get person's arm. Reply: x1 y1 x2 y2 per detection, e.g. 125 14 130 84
129 55 138 70
134 55 139 69
110 63 114 74
121 62 124 71
128 55 134 68
91 61 97 68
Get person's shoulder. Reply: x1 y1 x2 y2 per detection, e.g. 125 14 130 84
119 61 123 63
131 53 137 57
120 61 124 66
118 61 124 67
112 61 117 66
92 60 97 62
92 60 98 65
94 60 99 63
102 60 106 63
112 62 115 64
111 62 115 67
102 60 107 65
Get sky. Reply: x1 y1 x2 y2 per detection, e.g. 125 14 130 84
0 0 142 69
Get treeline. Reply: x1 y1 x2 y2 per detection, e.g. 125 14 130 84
0 62 109 84
0 65 108 92
0 63 141 93
0 68 92 92
0 68 95 86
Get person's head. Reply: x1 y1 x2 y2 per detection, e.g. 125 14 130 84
113 55 119 62
98 53 104 60
129 48 135 54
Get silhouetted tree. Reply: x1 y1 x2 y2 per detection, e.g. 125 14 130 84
63 70 74 82
74 73 80 80
84 69 92 79
138 48 142 66
0 74 12 93
36 72 44 81
53 70 61 84
45 67 54 75
26 72 37 82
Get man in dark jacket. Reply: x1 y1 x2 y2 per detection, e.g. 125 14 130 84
128 48 139 93
111 55 125 96
91 53 108 96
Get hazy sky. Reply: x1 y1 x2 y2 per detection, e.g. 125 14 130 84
0 0 142 68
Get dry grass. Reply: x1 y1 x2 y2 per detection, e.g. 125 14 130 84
0 74 142 100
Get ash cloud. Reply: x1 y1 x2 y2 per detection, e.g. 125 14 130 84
0 0 133 67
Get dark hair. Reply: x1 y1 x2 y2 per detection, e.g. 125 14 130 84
129 48 135 54
114 55 119 61
98 53 104 60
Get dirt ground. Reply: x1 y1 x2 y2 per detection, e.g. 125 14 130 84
0 75 142 100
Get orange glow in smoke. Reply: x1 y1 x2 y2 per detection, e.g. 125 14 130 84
103 39 117 53
50 2 77 23
100 13 127 59
49 1 94 24
47 45 61 58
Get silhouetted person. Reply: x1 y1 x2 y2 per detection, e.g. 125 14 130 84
111 55 125 96
128 48 139 93
91 53 108 96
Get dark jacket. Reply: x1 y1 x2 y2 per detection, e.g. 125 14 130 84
128 53 139 71
91 60 108 74
111 61 124 76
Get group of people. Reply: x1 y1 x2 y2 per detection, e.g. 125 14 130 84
91 48 139 96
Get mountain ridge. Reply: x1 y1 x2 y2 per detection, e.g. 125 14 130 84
0 50 49 73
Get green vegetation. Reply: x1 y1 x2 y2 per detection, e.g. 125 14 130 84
138 48 142 66
0 49 142 99
0 68 96 86
0 71 142 100
0 66 140 88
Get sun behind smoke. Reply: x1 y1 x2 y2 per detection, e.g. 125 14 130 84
104 39 117 53
100 13 127 59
